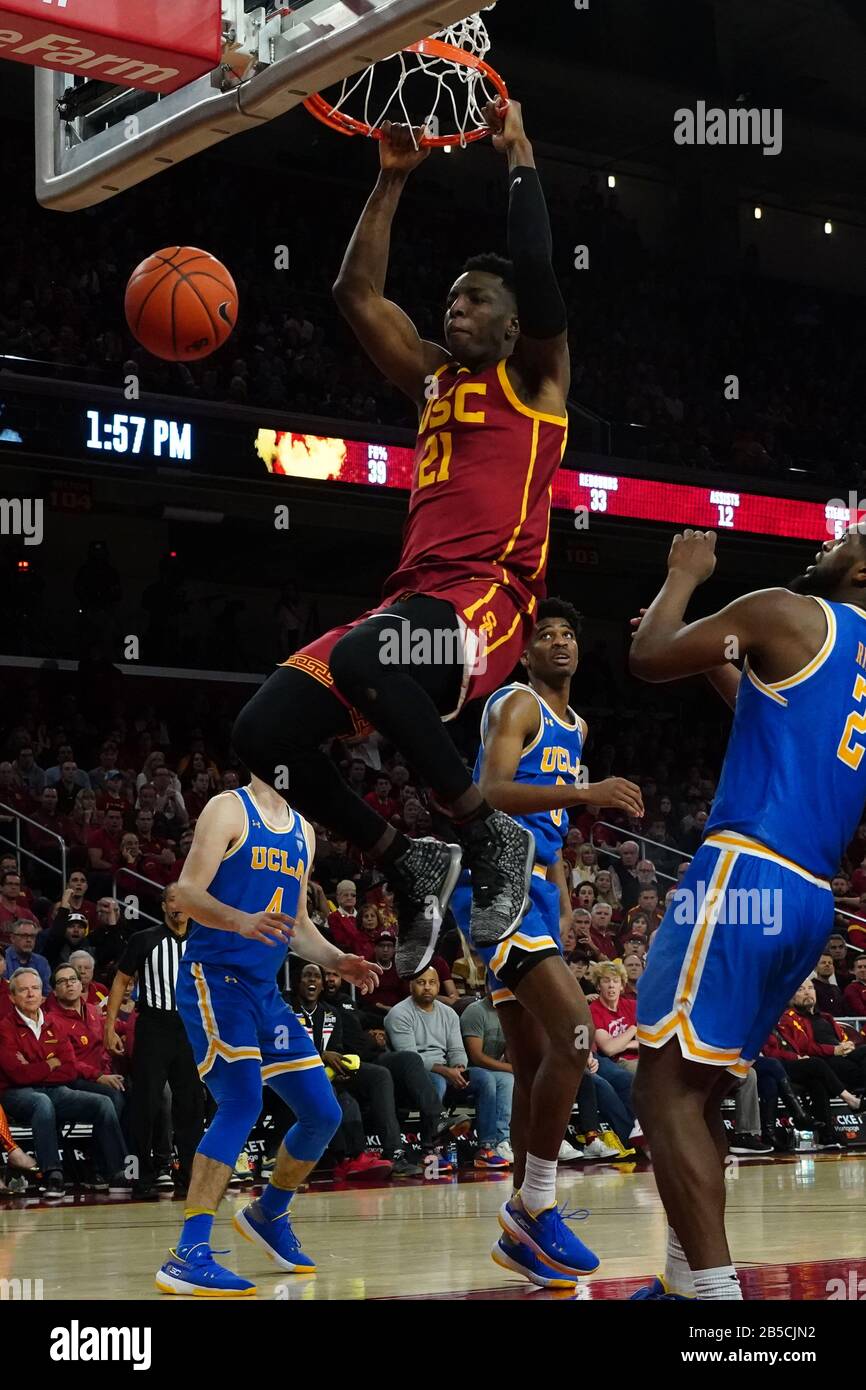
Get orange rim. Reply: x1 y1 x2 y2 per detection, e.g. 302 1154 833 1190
303 35 508 146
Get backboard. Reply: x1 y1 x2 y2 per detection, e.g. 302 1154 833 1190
34 0 487 211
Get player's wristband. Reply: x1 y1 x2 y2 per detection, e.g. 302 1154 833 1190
507 166 568 340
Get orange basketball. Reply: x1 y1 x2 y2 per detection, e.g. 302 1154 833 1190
124 247 238 362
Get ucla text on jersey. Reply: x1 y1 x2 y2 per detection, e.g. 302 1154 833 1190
183 786 312 981
475 682 586 865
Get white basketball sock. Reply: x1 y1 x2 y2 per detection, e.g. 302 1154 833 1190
692 1265 743 1300
663 1226 695 1297
519 1153 558 1217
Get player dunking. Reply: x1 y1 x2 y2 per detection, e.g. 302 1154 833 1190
629 527 866 1300
233 100 570 979
156 775 379 1296
450 599 643 1287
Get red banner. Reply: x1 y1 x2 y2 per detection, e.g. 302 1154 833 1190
0 0 222 93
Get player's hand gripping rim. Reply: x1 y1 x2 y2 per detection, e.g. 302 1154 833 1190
236 911 295 945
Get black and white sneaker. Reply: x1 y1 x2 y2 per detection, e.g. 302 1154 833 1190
459 808 534 948
728 1133 773 1155
391 837 463 979
155 1168 175 1189
42 1172 66 1199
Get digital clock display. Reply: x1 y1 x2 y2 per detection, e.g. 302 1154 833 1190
254 429 848 543
85 410 192 461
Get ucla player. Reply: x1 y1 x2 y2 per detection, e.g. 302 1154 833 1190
156 775 379 1297
451 598 643 1287
630 527 866 1301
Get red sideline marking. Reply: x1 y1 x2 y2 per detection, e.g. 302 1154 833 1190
373 1258 866 1301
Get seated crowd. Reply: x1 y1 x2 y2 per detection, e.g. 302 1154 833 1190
1 700 865 1197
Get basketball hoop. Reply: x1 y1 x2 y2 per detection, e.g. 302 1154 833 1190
303 7 508 149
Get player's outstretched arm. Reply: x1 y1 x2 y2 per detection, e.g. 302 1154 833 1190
484 100 570 407
630 529 822 686
175 794 293 947
630 605 741 710
479 690 642 817
332 121 449 405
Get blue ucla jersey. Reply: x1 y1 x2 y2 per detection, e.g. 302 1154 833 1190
705 597 866 878
184 786 312 981
474 682 586 866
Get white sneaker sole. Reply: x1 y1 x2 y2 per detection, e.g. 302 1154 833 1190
154 1270 256 1297
490 1239 577 1289
232 1208 317 1274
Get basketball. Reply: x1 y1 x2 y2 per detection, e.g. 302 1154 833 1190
124 246 238 362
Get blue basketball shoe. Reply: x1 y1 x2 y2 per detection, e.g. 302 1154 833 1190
155 1245 256 1297
499 1196 599 1279
490 1234 579 1289
629 1276 692 1300
233 1198 316 1272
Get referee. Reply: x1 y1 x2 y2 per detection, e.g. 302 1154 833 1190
105 883 205 1198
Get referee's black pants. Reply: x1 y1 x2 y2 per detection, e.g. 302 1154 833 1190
129 1011 205 1187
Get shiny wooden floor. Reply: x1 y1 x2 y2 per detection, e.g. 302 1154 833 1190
1 1155 864 1300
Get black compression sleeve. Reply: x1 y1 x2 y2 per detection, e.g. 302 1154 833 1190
507 165 568 340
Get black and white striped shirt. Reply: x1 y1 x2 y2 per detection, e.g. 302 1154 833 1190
117 925 186 1012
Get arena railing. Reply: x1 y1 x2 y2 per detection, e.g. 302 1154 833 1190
587 822 687 887
111 865 168 929
0 802 67 896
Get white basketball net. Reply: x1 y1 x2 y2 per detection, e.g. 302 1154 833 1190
320 5 502 147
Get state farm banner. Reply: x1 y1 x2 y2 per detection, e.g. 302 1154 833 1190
0 0 222 93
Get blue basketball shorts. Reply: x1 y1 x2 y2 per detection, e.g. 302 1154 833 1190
176 959 323 1086
637 832 835 1076
451 865 562 1007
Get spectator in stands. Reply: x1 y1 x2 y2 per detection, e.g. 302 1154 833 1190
364 775 400 824
11 746 45 799
25 786 70 891
327 880 373 959
0 761 31 825
0 870 41 948
3 919 51 993
66 788 99 866
0 967 129 1197
781 980 866 1090
622 951 644 999
367 931 409 1015
571 907 603 963
812 952 846 1016
358 902 385 953
614 840 642 911
385 967 510 1168
626 885 664 933
151 766 188 836
87 804 126 892
574 844 601 886
762 1023 857 1148
45 746 89 789
826 934 855 988
69 949 108 1010
589 960 638 1072
293 963 392 1179
593 868 622 918
569 950 595 994
52 760 88 816
133 810 164 857
589 902 619 959
48 872 96 932
86 897 133 980
183 770 213 823
46 963 125 1121
41 909 90 972
460 992 514 1166
830 874 861 915
88 741 121 793
574 882 597 911
842 955 866 1016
